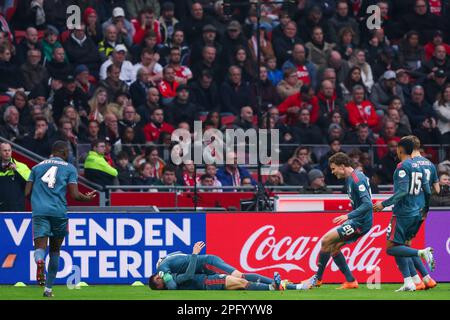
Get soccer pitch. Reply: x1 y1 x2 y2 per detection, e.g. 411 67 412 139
1 284 449 300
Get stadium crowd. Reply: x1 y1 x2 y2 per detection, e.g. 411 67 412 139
0 0 450 194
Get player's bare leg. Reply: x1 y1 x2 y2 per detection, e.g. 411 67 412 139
42 237 64 297
231 269 287 285
225 275 275 291
33 237 48 287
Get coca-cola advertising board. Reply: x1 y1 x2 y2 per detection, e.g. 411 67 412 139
206 212 425 283
425 211 450 282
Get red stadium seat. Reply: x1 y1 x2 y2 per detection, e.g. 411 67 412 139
221 115 236 126
0 95 11 106
14 29 45 44
60 30 71 43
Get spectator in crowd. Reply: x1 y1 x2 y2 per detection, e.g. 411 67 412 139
115 151 136 186
21 117 52 157
220 66 252 115
272 21 302 65
404 85 437 128
413 112 442 145
158 65 179 106
424 69 448 105
297 5 333 44
276 67 302 101
335 27 356 61
74 64 95 96
399 0 444 45
102 7 135 47
52 74 89 124
231 45 256 83
14 27 42 67
344 123 375 153
292 108 323 144
216 151 255 190
375 119 400 160
328 0 360 45
340 66 367 104
266 56 283 86
190 24 222 64
42 25 64 64
46 47 72 81
278 84 320 125
159 29 190 66
100 112 121 144
386 108 412 137
0 142 30 211
320 138 342 170
264 170 285 192
143 107 174 142
280 157 308 188
167 46 193 85
9 91 32 128
166 84 200 127
198 173 219 192
370 70 405 114
282 43 317 88
84 139 118 188
190 70 220 112
203 163 222 191
129 67 152 108
84 6 103 45
63 23 100 76
118 105 145 142
430 171 450 206
377 139 399 184
137 87 160 125
191 45 223 84
419 44 450 79
177 160 198 187
0 44 24 94
349 49 374 92
132 7 161 46
433 84 450 143
99 44 135 86
50 118 77 163
346 85 379 130
98 24 123 62
302 168 332 194
424 30 450 61
159 2 178 44
251 66 280 110
20 49 48 92
150 164 179 192
88 87 111 122
80 120 103 144
132 48 163 85
178 2 214 45
231 106 256 131
248 25 274 65
221 20 249 67
133 162 158 190
305 26 335 70
98 64 129 100
0 106 28 143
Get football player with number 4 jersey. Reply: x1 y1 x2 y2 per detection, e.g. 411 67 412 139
373 138 435 292
25 141 96 298
302 152 373 290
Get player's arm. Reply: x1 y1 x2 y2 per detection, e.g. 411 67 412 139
421 179 432 220
334 183 372 224
24 181 33 198
374 168 409 211
67 184 97 202
172 254 198 285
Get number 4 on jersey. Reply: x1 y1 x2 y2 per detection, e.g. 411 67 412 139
41 166 58 188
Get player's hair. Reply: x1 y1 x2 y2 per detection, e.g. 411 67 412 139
398 138 414 155
401 135 421 150
329 152 352 167
52 140 68 155
148 274 158 290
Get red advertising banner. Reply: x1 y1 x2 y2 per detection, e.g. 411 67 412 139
206 212 425 284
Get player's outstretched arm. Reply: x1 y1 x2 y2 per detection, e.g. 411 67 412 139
192 241 205 255
68 184 97 202
374 189 408 212
173 254 198 284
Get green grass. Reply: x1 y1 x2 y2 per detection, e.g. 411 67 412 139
0 284 449 300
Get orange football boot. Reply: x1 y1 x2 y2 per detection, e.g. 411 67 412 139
415 281 426 290
336 280 359 289
424 278 437 290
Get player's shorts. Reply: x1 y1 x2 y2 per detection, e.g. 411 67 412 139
203 274 227 290
32 216 68 240
336 220 368 244
202 255 236 275
386 215 422 244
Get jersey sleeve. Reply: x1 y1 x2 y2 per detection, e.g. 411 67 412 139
68 165 78 184
172 254 198 285
382 165 410 207
348 177 372 219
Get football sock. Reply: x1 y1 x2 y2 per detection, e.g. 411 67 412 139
242 274 274 284
245 282 272 291
395 256 411 279
45 252 60 289
412 256 429 277
316 250 331 281
332 251 355 282
34 248 45 263
387 246 418 257
407 258 418 278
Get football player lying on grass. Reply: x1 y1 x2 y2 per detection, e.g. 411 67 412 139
148 242 310 291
